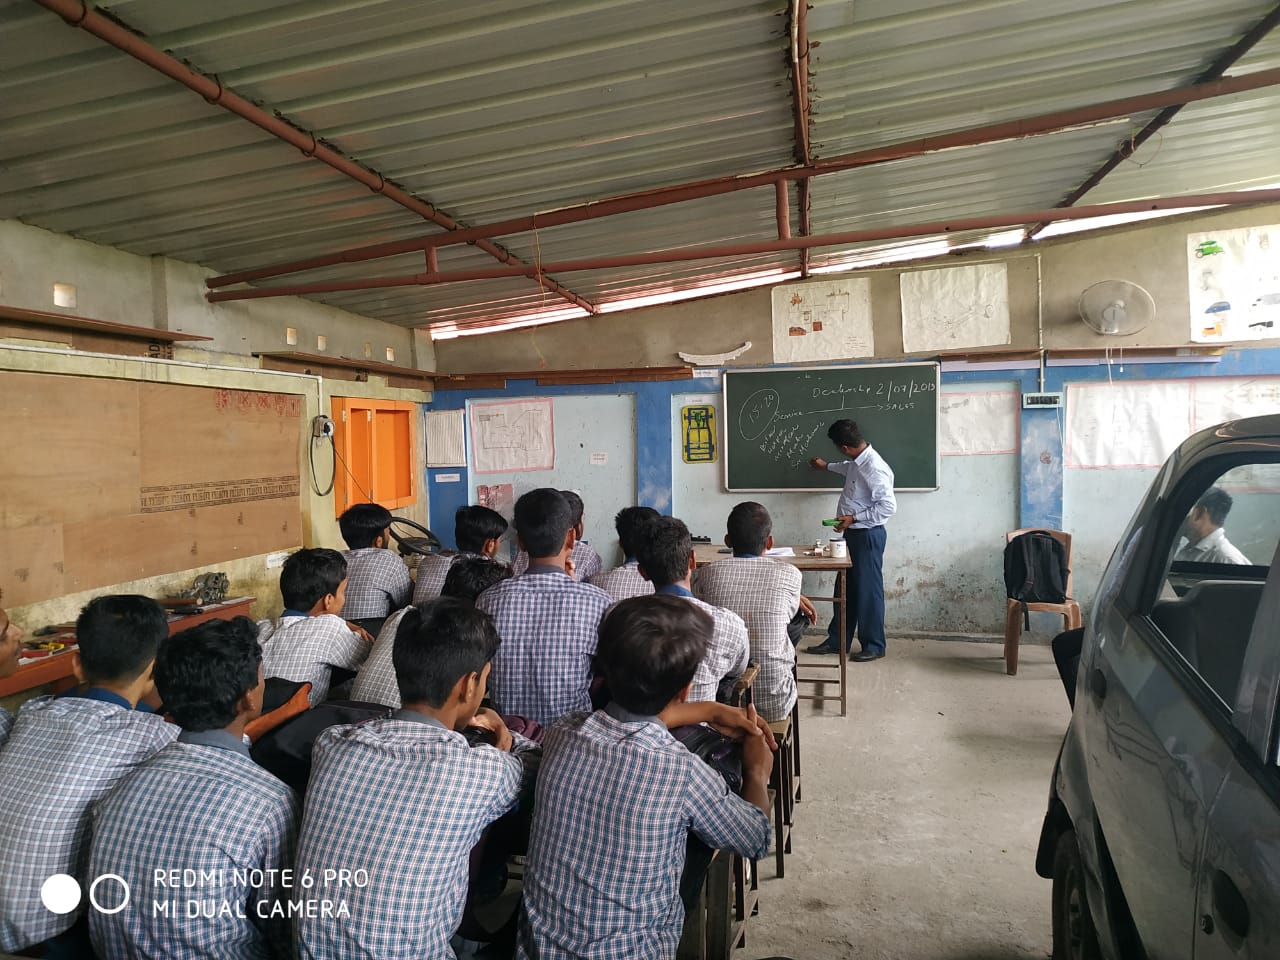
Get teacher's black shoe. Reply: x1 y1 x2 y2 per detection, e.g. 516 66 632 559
851 650 884 662
804 642 841 655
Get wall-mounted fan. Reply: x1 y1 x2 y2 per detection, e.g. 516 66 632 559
1078 280 1155 336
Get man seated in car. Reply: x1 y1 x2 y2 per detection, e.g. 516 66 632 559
1175 487 1250 565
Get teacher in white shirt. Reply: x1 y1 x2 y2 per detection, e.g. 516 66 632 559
806 419 897 662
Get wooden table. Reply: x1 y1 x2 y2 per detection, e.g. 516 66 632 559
0 595 256 699
693 545 851 716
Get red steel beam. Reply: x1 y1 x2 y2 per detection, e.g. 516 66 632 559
33 0 596 315
205 187 1280 303
1026 3 1280 239
788 0 813 275
205 64 1280 291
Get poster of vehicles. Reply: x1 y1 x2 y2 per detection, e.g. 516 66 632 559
1187 224 1280 343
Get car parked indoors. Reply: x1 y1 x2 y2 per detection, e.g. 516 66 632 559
1038 415 1280 960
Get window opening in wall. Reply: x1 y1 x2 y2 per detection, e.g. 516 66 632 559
330 397 416 515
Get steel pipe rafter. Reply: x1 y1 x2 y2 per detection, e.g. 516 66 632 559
33 0 596 315
788 0 814 276
205 64 1280 291
1026 3 1280 239
204 188 1280 308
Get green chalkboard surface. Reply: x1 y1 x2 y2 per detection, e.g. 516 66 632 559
723 363 939 491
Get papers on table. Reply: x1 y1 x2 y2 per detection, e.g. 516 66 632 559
765 547 796 557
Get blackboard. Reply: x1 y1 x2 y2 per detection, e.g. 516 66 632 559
723 363 939 491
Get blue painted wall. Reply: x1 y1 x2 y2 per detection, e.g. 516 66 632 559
424 348 1280 632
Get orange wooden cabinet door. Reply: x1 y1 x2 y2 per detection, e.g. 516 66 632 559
331 398 417 515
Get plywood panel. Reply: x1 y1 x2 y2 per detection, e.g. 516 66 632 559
0 372 139 528
0 371 303 607
0 523 67 607
194 499 300 566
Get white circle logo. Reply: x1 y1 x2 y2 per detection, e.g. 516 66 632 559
40 874 82 915
89 874 130 915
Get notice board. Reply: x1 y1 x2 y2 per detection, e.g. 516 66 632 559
0 371 304 607
722 363 939 491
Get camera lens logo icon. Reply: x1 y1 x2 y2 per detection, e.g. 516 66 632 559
40 874 130 915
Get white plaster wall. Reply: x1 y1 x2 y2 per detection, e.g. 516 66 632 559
0 218 432 369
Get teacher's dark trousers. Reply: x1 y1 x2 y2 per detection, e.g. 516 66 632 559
826 525 887 655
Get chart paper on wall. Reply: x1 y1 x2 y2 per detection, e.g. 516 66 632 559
939 391 1018 456
1066 382 1193 469
469 399 555 474
424 409 466 467
900 262 1011 354
1187 224 1280 343
771 278 874 362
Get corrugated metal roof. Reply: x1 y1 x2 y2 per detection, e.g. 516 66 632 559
1 0 1278 336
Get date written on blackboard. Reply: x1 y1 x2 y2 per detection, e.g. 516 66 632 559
810 380 935 400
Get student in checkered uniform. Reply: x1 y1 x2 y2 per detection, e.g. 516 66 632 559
511 489 604 581
0 603 24 747
518 596 773 960
0 596 177 956
477 488 612 724
635 515 748 703
588 505 661 602
89 616 298 960
338 502 413 636
257 548 373 706
412 505 508 607
692 502 815 722
296 599 540 960
354 557 513 708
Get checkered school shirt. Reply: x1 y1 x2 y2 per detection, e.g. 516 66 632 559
512 540 604 581
655 586 750 703
257 613 370 705
0 696 177 951
518 705 770 960
89 731 299 960
295 711 537 960
692 557 801 721
412 551 471 606
476 567 612 724
341 547 413 620
0 708 10 747
350 607 413 707
587 560 655 602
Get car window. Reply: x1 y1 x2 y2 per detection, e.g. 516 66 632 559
1149 461 1280 708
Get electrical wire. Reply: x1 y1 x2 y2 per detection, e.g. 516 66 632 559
309 435 336 497
332 440 374 503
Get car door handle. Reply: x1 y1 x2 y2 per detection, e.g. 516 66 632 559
1089 668 1107 702
1212 870 1250 939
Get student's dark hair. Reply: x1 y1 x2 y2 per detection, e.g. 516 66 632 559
75 595 168 684
156 617 261 732
615 505 661 559
726 501 772 556
827 419 864 449
514 488 573 559
338 502 394 549
634 516 692 587
596 596 710 715
1197 486 1234 526
455 505 508 554
560 490 585 528
394 599 500 708
442 557 513 603
280 548 347 611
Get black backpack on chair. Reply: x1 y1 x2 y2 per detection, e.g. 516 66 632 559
1004 531 1069 629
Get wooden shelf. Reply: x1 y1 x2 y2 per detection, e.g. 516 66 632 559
433 366 695 389
0 596 256 699
256 351 434 389
0 305 213 359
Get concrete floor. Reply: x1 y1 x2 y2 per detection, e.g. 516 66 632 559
743 638 1070 960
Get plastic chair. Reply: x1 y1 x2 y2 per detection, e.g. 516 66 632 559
1004 529 1082 676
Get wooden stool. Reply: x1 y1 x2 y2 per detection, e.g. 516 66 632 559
766 716 794 877
676 848 732 960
